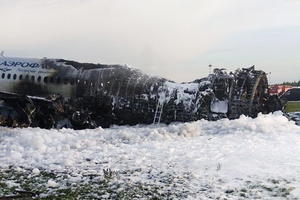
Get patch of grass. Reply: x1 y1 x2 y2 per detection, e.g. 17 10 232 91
0 168 191 199
285 101 300 112
1 168 299 199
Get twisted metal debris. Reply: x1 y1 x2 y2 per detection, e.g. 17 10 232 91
0 58 282 129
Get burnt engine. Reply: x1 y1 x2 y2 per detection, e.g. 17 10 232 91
0 62 282 129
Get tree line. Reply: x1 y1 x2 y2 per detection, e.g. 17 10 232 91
281 81 300 86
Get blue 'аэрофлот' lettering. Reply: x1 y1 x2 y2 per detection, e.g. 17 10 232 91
0 61 40 68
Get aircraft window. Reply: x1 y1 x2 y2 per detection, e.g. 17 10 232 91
37 76 41 82
7 74 11 79
19 75 23 80
44 77 48 83
31 76 35 82
56 77 61 84
25 75 29 81
50 77 54 83
1 73 5 79
13 74 17 80
64 78 68 84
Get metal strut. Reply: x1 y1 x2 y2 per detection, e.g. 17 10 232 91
153 101 163 125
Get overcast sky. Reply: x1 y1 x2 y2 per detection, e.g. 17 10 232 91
0 0 300 83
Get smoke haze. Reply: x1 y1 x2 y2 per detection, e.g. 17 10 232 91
0 0 300 83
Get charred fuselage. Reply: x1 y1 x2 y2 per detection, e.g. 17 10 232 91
0 57 282 129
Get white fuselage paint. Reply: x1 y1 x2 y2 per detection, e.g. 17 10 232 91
0 57 75 97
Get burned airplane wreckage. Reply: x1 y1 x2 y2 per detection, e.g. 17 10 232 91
0 57 282 129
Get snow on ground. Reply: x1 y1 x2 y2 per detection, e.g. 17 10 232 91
1 112 300 199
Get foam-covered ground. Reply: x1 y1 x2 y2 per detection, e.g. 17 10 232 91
1 112 300 199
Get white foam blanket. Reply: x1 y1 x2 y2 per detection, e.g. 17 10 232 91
1 112 300 198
